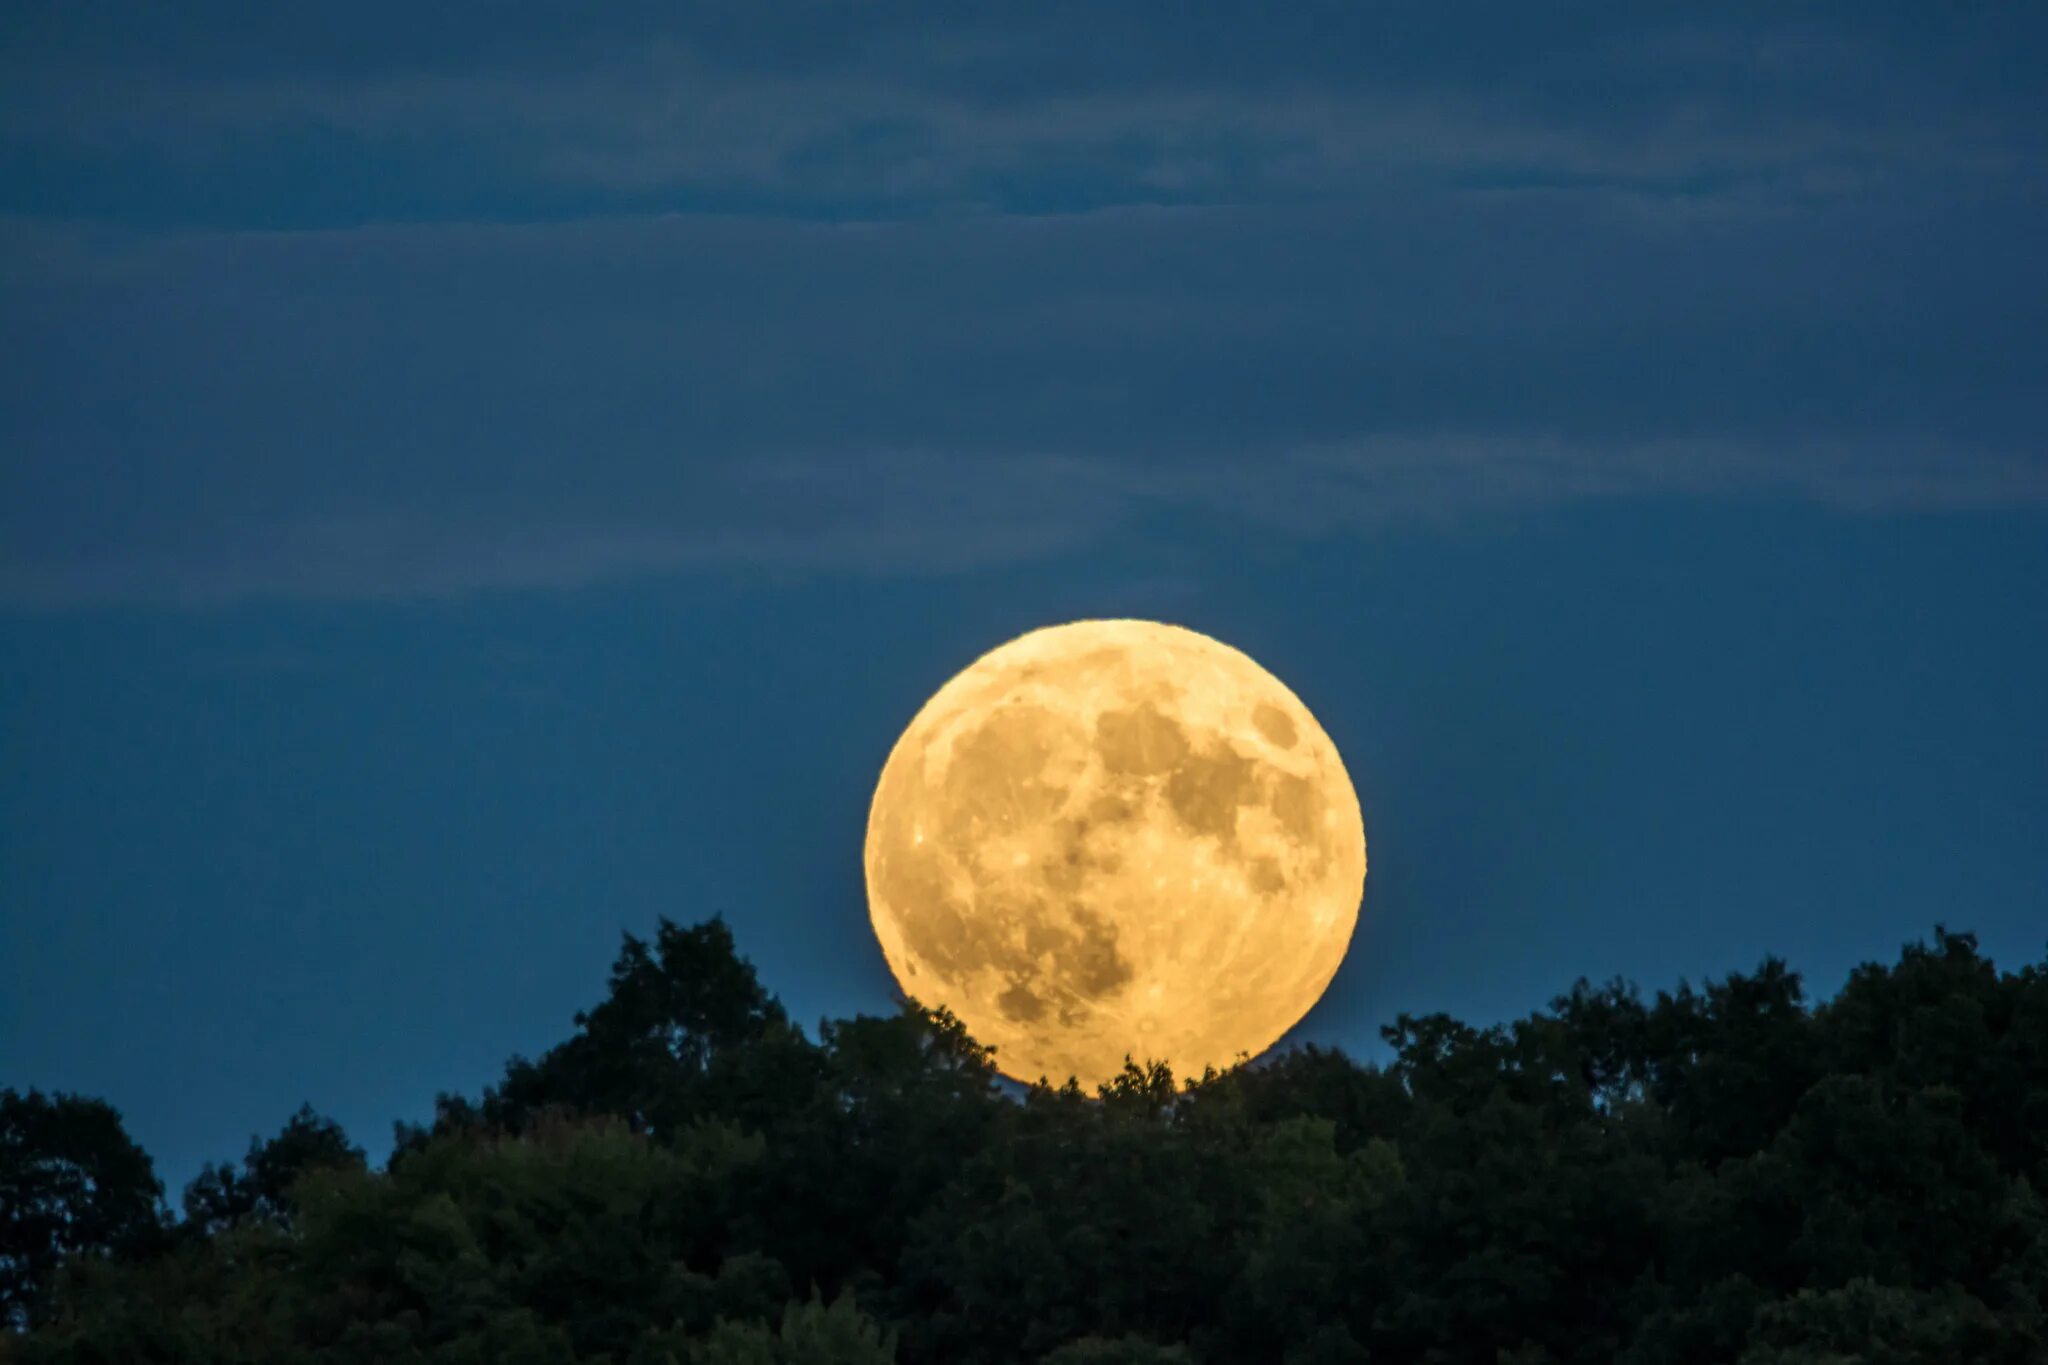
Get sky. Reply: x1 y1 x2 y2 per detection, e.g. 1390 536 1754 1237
3 2 2046 1197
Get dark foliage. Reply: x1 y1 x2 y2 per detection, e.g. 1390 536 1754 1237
6 920 2046 1363
182 1105 368 1237
0 1091 165 1331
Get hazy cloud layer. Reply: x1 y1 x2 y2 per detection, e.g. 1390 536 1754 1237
2 3 2043 603
6 5 2041 215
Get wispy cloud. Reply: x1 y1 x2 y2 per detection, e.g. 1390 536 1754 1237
3 11 2036 222
2 6 2043 606
8 431 2042 609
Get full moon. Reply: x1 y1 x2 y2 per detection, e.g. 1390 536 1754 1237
864 619 1366 1088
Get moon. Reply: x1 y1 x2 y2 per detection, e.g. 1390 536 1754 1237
864 619 1366 1088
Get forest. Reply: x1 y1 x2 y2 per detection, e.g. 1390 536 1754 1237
5 920 2046 1364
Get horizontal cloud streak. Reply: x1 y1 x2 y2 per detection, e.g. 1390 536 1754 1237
8 437 2043 608
4 188 2043 606
3 3 2043 606
2 8 2039 224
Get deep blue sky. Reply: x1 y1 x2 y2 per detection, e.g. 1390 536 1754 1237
4 3 2046 1198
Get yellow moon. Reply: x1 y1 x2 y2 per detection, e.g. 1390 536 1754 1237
864 619 1366 1088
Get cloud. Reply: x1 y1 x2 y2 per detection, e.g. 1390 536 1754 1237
2 6 2043 606
8 433 2042 609
4 190 2044 607
0 453 1122 607
2 8 2038 223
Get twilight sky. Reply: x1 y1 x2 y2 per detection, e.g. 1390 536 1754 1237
4 2 2046 1194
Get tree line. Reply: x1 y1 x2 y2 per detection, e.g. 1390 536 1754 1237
5 920 2046 1363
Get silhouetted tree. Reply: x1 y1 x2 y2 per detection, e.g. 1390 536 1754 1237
0 1089 164 1329
8 923 2048 1363
182 1104 367 1236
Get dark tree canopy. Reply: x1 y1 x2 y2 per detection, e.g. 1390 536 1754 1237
0 1090 165 1331
182 1104 368 1237
5 921 2046 1364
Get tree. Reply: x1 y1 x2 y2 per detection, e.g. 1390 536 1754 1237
10 922 2048 1363
478 916 803 1138
0 1089 163 1329
1738 1279 2034 1365
182 1104 366 1235
678 1293 898 1365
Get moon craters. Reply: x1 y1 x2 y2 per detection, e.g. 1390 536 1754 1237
1253 702 1298 749
1165 740 1259 843
1096 703 1190 776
